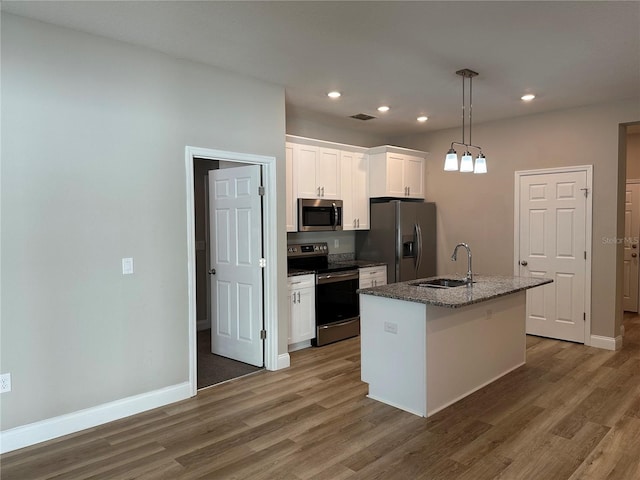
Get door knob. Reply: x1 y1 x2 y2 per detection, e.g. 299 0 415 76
633 253 638 258
520 260 528 266
633 245 638 249
208 268 216 275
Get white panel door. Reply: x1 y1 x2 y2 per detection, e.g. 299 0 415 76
209 165 263 366
623 182 640 312
518 171 587 343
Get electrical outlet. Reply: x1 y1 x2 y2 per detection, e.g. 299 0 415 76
122 257 134 275
0 373 12 393
384 321 398 334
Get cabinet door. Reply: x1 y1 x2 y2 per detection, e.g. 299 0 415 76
340 151 356 230
385 154 406 197
285 143 297 232
353 153 369 230
288 275 315 344
318 147 341 199
295 287 316 342
404 156 425 198
295 144 320 198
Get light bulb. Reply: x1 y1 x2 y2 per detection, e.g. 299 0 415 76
444 149 458 171
474 153 487 174
460 152 474 172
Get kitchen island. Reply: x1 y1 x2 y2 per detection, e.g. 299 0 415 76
358 275 552 417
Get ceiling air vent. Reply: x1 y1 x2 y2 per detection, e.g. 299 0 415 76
350 113 376 121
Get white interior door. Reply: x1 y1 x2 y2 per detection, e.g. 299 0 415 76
623 182 640 312
517 170 588 343
209 164 263 367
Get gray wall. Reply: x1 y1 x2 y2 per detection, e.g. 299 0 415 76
390 100 639 339
1 14 287 430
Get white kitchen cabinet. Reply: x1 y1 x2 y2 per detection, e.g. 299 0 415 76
292 143 341 200
340 151 370 230
359 265 387 289
285 143 297 232
287 274 315 349
368 146 426 199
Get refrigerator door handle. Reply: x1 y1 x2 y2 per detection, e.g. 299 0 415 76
415 223 423 273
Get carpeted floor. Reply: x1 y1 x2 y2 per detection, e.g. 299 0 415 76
197 329 263 389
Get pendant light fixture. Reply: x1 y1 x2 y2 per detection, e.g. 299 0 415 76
444 68 487 174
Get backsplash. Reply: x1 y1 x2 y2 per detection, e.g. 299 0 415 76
329 252 355 262
287 230 356 255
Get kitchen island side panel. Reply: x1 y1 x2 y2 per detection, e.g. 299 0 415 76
425 291 526 416
360 294 428 416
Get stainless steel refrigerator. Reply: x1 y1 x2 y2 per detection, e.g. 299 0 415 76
356 200 436 284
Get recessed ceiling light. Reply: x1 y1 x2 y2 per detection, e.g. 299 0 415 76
377 106 390 112
417 116 428 122
521 94 536 101
327 91 341 99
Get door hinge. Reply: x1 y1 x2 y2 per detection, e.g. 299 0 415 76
584 251 587 260
583 312 586 321
260 329 267 340
580 187 589 198
258 185 265 196
259 258 266 268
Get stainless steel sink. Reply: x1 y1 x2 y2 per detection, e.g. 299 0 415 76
413 278 471 288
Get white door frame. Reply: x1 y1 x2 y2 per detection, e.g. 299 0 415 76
514 165 593 346
185 146 279 396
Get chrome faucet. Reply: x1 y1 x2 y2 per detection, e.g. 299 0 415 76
451 243 473 284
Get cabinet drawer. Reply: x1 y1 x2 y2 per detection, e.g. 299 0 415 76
288 274 315 290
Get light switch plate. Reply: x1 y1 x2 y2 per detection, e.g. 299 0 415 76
122 257 134 275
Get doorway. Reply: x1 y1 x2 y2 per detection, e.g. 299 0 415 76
623 123 640 314
185 146 279 396
514 166 593 344
193 159 263 389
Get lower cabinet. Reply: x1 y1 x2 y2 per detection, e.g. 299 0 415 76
288 274 315 350
359 265 388 289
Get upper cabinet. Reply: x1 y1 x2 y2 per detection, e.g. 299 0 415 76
341 151 369 230
368 146 426 199
286 136 427 232
293 143 341 200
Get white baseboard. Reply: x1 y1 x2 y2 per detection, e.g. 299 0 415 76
276 353 290 370
590 334 623 351
287 340 311 352
0 382 192 454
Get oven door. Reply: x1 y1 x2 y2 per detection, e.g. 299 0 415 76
298 199 343 232
314 270 359 346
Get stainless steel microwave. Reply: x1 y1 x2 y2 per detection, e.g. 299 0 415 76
298 199 343 232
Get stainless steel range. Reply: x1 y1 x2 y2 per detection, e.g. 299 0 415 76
287 242 360 346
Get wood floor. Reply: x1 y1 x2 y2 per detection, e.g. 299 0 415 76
2 315 639 480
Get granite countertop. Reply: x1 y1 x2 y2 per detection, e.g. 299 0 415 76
328 259 387 269
287 268 316 277
357 274 553 308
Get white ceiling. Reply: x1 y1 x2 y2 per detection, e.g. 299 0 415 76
3 1 639 136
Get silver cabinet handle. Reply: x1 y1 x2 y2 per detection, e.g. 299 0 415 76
297 291 301 302
321 186 325 196
357 218 360 228
292 292 296 304
317 186 320 196
520 260 528 266
408 186 411 196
